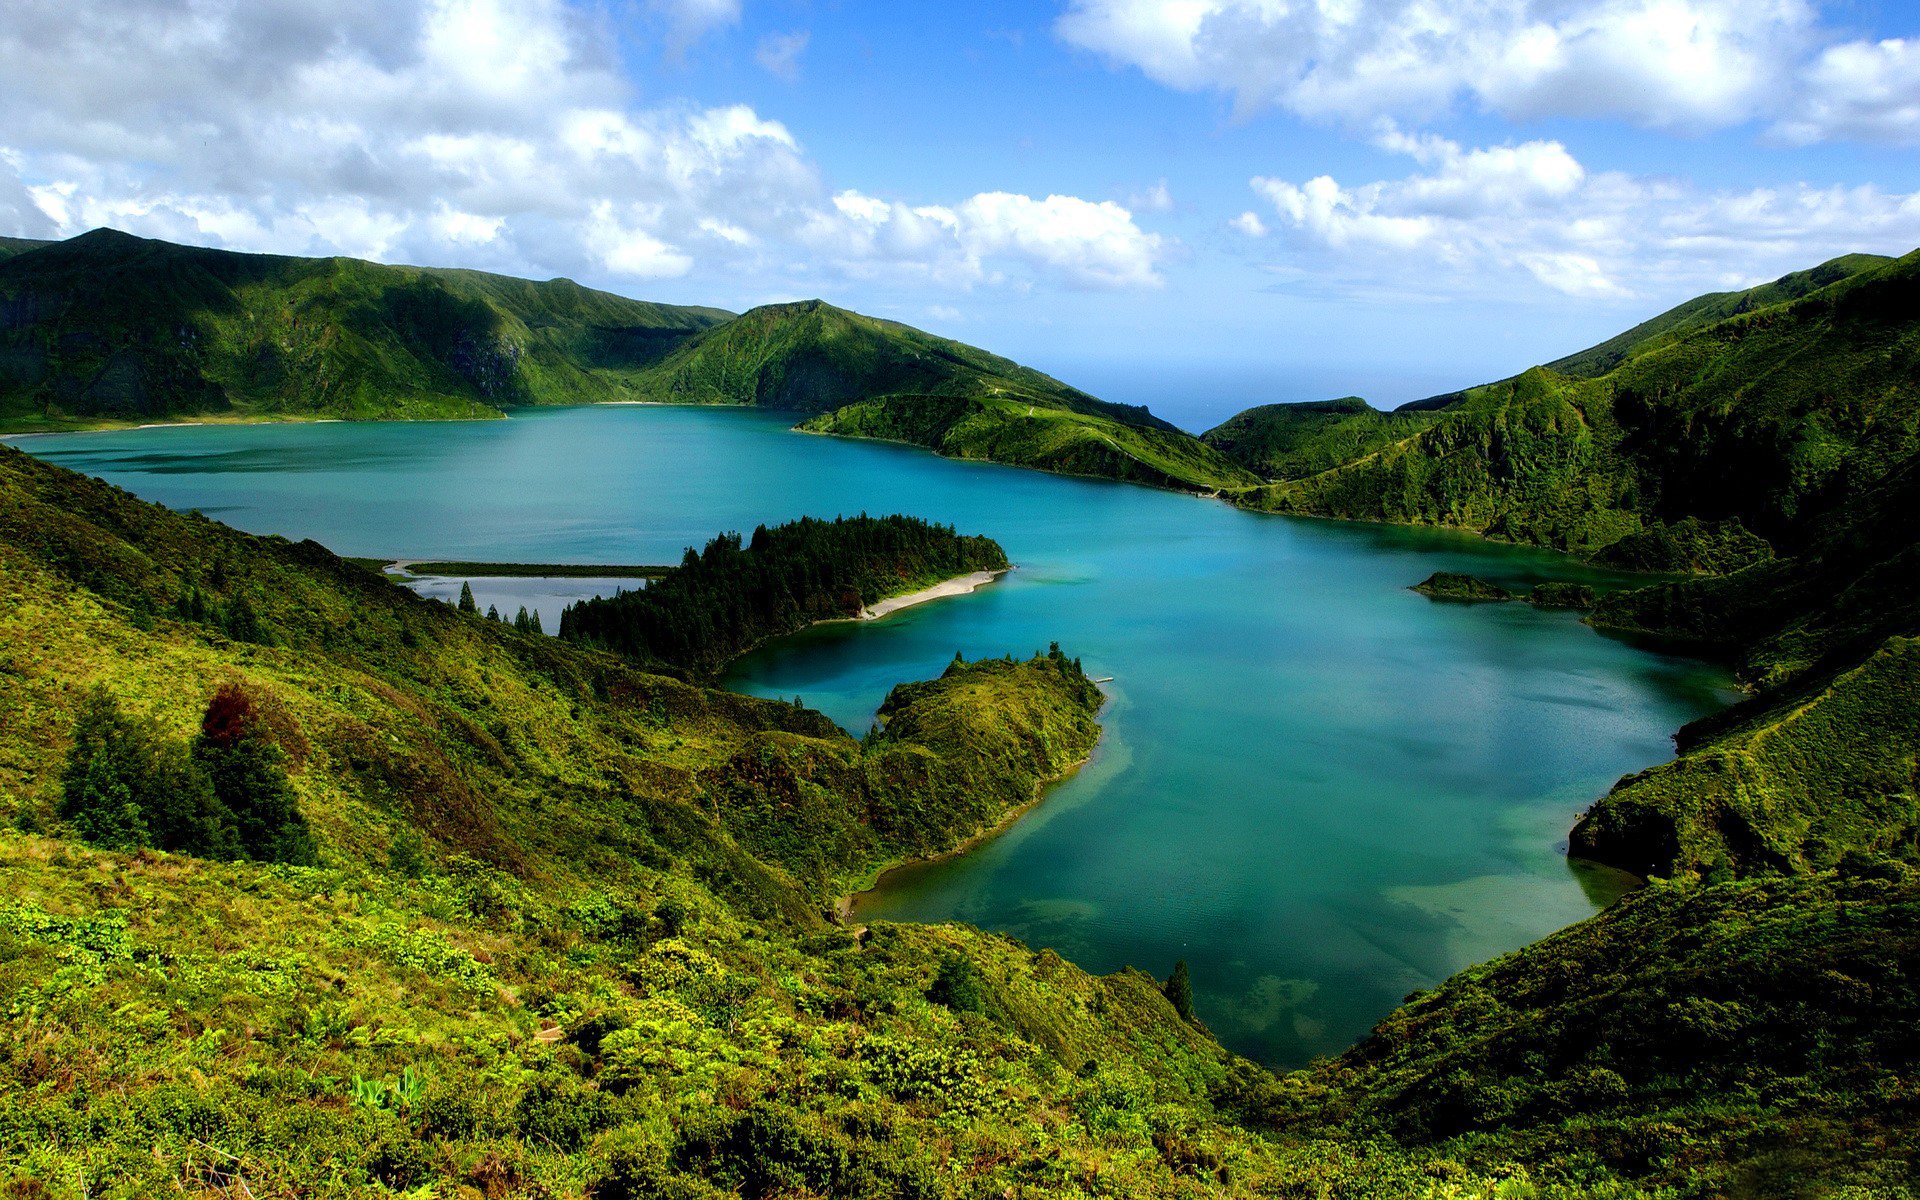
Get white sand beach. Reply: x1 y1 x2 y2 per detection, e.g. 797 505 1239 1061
860 568 1007 620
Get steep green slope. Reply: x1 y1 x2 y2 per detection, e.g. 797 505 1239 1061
1545 253 1893 378
0 229 730 430
1236 249 1920 570
629 298 1170 429
1277 867 1920 1197
800 392 1259 492
628 299 1257 492
1201 396 1439 480
0 235 54 262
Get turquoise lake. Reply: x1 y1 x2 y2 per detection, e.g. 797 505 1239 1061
14 405 1738 1067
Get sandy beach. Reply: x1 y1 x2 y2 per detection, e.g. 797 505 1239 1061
860 568 1007 620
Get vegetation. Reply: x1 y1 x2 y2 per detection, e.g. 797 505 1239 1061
370 560 673 579
1230 250 1920 573
1201 396 1438 480
1410 572 1516 602
1273 866 1920 1198
801 392 1258 493
0 229 730 430
4 237 1920 1193
558 515 1009 677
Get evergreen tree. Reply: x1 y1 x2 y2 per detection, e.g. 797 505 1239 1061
528 608 544 635
486 604 501 622
193 684 318 865
457 581 477 614
60 688 233 857
1166 960 1195 1024
513 605 532 633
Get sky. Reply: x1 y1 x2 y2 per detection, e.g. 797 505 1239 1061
3 1 1918 429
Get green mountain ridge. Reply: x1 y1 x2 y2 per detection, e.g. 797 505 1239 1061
0 229 732 430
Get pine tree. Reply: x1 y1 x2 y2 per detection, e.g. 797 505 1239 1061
486 604 500 621
527 608 543 635
193 684 317 865
513 605 532 632
1165 960 1195 1023
60 688 233 857
457 581 477 614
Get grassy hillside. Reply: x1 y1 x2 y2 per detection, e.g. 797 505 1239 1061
0 230 730 430
1276 867 1920 1197
4 412 1919 1192
800 392 1259 493
1545 253 1893 378
627 298 1259 493
1200 397 1439 480
1233 249 1920 571
0 235 54 262
627 299 1169 429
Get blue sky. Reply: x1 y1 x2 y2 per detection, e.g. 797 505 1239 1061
3 0 1918 427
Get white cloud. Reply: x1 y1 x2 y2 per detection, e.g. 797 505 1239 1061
755 31 810 82
0 0 1162 296
1057 0 1822 131
803 189 1167 290
1231 210 1267 237
1777 38 1920 145
1130 179 1175 212
1247 129 1920 298
653 0 741 52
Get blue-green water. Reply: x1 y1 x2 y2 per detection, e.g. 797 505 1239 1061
15 406 1736 1067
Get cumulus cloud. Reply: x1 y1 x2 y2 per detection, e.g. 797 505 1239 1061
801 189 1166 289
754 31 810 81
1230 211 1268 237
0 0 1165 295
1246 127 1920 298
1054 0 1912 137
1777 38 1920 145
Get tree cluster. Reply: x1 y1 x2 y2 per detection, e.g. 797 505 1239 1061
557 515 1007 675
60 683 317 864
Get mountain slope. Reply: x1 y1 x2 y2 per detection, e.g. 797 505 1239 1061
627 298 1259 492
1235 248 1920 569
0 229 731 430
629 298 1172 429
1201 396 1440 480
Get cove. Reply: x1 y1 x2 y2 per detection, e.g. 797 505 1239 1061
14 405 1738 1067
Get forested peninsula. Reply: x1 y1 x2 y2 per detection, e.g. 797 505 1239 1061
555 514 1009 678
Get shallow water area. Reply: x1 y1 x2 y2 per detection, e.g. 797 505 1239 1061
17 405 1738 1066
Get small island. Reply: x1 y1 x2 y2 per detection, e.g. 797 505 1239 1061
1410 571 1517 602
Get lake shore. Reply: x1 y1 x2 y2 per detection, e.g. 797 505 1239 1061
862 568 1008 620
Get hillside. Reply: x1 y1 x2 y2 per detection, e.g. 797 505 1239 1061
1200 396 1439 480
1232 249 1920 571
5 443 1918 1194
624 297 1258 492
800 391 1260 492
0 230 731 430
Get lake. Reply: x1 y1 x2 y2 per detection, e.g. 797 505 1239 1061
14 405 1737 1067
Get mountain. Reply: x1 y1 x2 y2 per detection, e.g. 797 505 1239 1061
1394 253 1894 413
6 438 1917 1195
1212 250 1920 886
628 297 1257 492
0 231 1244 493
0 235 54 262
1200 396 1440 480
0 229 731 430
1233 248 1920 571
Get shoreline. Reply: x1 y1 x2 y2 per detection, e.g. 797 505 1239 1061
835 738 1100 923
860 568 1008 620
